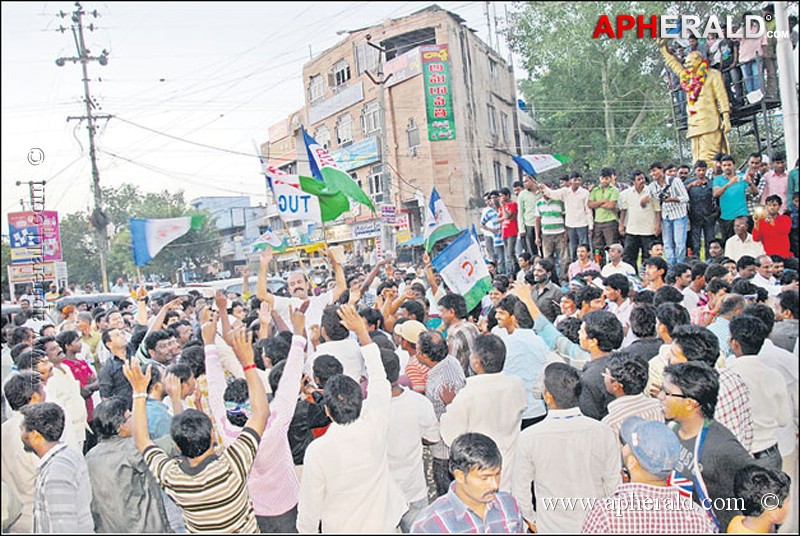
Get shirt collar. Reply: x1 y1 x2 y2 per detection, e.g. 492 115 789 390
445 481 497 521
37 443 68 469
545 407 583 420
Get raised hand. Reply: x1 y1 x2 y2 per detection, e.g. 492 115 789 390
163 372 181 399
259 246 273 267
439 383 457 405
123 362 152 394
258 301 272 323
348 286 362 306
230 327 255 367
289 305 306 336
214 289 227 313
201 309 218 345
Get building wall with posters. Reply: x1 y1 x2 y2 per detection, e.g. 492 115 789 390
299 4 521 240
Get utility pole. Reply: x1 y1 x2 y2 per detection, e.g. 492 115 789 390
56 3 111 292
365 36 394 260
775 2 798 166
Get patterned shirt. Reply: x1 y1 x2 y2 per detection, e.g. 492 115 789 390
405 355 431 394
425 355 466 459
480 207 504 247
645 178 689 221
143 427 261 533
447 321 480 377
746 172 766 215
33 443 94 534
708 317 732 357
601 394 665 441
535 197 566 235
581 483 718 534
411 481 525 533
715 368 754 453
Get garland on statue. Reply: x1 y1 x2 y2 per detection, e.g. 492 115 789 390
679 59 709 111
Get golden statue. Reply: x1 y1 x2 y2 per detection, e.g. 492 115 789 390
660 40 731 163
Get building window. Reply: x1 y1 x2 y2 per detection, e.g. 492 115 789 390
500 111 509 144
487 104 497 138
355 44 380 75
361 100 380 135
333 60 351 88
524 131 536 152
309 74 324 102
336 114 354 146
493 162 502 190
489 58 499 79
369 164 383 196
280 162 297 174
315 126 331 151
407 118 420 155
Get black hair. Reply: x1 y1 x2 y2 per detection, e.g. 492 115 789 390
778 290 799 318
704 263 730 282
583 311 624 352
668 263 692 285
34 335 57 354
472 334 506 373
360 307 385 331
10 343 32 365
576 243 591 254
398 300 425 322
655 303 690 338
10 326 32 346
694 160 707 169
321 305 349 341
495 295 534 328
671 325 720 366
706 279 731 296
643 257 668 279
654 286 685 306
146 365 163 395
16 349 47 373
663 362 719 419
179 345 206 377
418 330 448 363
55 330 81 354
92 397 129 439
259 336 290 366
323 374 363 425
737 255 758 272
732 278 759 297
575 285 603 310
557 317 582 344
604 274 630 298
499 187 511 196
223 378 249 428
729 315 769 355
543 362 581 409
3 371 43 411
144 329 172 356
630 303 657 338
492 277 510 293
38 324 55 337
606 352 648 395
20 402 65 442
449 433 502 476
379 348 400 383
743 304 775 334
648 161 664 171
267 360 286 393
734 465 791 516
439 293 468 320
690 261 708 280
313 355 344 389
167 363 194 384
569 171 582 180
171 409 213 458
535 258 555 274
633 289 655 305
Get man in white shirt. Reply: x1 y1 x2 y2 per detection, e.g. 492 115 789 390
724 216 766 261
310 305 365 381
751 255 794 298
537 172 593 262
600 244 636 278
440 334 527 492
728 315 790 471
382 349 440 532
512 363 620 533
603 274 633 336
296 306 407 533
681 262 707 312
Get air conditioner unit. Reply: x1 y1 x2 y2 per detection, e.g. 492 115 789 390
409 146 418 157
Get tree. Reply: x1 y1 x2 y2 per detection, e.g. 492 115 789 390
1 236 11 300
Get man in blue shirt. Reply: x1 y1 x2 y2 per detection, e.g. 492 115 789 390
713 154 759 243
411 433 525 533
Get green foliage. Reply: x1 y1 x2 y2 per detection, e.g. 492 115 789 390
1 236 11 300
60 184 221 287
507 1 749 180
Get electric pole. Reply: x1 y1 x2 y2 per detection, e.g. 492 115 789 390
56 3 112 292
365 36 394 260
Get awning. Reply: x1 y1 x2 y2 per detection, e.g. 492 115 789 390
398 235 424 247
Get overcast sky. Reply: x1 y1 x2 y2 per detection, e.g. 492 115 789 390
1 1 518 234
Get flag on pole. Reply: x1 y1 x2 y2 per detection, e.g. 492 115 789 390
512 153 570 175
251 229 289 253
129 216 204 266
430 226 493 311
423 187 460 251
264 165 322 223
301 128 375 222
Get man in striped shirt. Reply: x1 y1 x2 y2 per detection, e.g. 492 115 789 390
601 352 664 442
535 193 569 282
124 319 270 534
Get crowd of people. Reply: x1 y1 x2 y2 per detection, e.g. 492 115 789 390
2 193 798 533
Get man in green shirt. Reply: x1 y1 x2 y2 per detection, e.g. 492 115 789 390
588 168 620 265
517 176 540 257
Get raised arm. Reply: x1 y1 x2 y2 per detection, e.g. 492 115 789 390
256 247 274 306
230 326 269 437
214 290 233 346
659 40 683 76
422 251 439 296
360 257 390 296
241 266 251 301
338 304 390 411
123 362 155 453
325 247 347 303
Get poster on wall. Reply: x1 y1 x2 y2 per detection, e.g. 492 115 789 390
421 44 456 142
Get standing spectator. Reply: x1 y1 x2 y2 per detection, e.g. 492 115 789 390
600 353 664 441
725 216 766 261
512 363 620 533
85 397 170 532
761 152 789 205
20 402 94 533
660 362 753 531
438 294 480 378
619 169 661 272
713 154 753 243
498 188 519 275
480 192 503 268
567 244 600 281
643 162 689 266
588 168 620 260
517 176 540 257
411 433 525 533
753 195 793 258
791 191 799 259
440 334 527 492
575 311 625 421
718 27 743 106
537 172 593 262
527 259 563 324
739 13 767 95
788 158 799 202
534 188 569 280
685 160 718 258
297 306 407 533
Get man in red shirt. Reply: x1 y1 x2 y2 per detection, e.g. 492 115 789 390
753 194 793 257
499 187 519 275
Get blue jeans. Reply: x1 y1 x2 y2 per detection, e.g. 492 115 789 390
567 226 589 262
662 216 688 266
741 57 763 94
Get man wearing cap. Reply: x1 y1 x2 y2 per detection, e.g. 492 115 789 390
600 244 636 278
582 416 718 533
394 320 429 394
